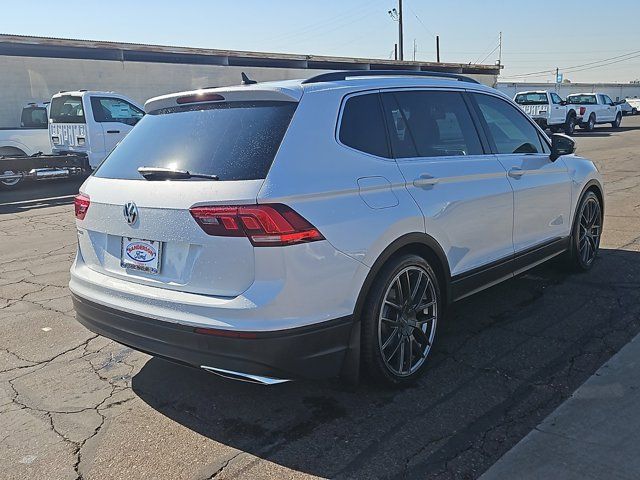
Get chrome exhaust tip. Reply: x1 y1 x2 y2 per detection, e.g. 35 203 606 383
200 366 290 385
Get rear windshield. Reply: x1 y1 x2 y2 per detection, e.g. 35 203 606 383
49 95 86 124
94 101 297 181
514 93 548 105
567 95 597 105
21 107 48 128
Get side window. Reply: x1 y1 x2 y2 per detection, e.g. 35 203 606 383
603 95 613 105
91 97 145 125
473 94 544 155
339 93 390 158
550 93 563 105
380 90 483 159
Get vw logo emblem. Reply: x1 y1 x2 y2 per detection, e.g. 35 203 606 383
123 202 138 225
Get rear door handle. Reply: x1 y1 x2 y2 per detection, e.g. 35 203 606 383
413 174 439 188
107 130 121 134
508 167 525 178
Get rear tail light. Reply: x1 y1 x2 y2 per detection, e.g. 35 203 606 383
579 107 586 116
74 193 90 220
190 203 324 247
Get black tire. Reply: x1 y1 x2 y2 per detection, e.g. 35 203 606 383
611 113 622 128
582 114 596 131
361 254 442 386
564 115 576 135
567 191 602 271
632 108 637 115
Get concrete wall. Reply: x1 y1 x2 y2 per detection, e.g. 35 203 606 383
0 54 497 127
0 56 333 127
497 82 640 101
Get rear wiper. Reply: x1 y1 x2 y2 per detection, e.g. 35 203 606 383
137 166 219 181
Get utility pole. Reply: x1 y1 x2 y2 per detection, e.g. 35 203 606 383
413 39 417 61
398 0 404 60
394 43 398 61
498 31 502 66
436 35 440 62
388 3 404 61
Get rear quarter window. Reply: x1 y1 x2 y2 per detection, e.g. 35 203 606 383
339 93 390 158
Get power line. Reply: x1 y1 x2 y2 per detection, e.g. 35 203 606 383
478 45 500 65
503 49 640 78
406 5 436 39
263 0 378 45
563 52 640 74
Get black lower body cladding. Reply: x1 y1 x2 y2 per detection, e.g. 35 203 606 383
72 294 354 381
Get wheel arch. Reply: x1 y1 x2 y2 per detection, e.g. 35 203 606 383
0 145 28 157
582 179 604 217
571 178 605 235
354 233 451 320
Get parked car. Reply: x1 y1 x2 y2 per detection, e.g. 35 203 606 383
566 93 622 131
618 98 639 115
70 71 604 386
0 91 144 189
513 90 578 134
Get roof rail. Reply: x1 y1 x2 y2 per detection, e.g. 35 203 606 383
301 69 480 85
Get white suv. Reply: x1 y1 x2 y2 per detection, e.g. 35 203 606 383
70 71 604 386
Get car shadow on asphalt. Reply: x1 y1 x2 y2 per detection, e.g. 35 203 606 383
570 125 640 138
0 177 84 214
131 248 640 478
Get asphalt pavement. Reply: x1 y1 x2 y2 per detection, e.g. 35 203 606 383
1 118 639 479
480 332 640 480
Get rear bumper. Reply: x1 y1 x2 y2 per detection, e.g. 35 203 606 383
72 294 354 381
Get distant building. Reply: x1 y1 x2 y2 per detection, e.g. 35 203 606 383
0 34 501 127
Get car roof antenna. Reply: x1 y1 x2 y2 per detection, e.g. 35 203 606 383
241 72 258 85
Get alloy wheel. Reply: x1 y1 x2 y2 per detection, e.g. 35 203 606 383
578 196 602 266
377 266 438 377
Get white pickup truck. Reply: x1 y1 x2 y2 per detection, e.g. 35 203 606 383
1 91 144 188
566 93 622 131
48 90 144 167
513 90 579 135
0 102 52 157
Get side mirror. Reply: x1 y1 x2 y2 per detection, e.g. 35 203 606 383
560 100 567 106
550 133 576 161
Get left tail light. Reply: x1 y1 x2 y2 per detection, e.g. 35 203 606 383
190 203 324 247
74 194 90 220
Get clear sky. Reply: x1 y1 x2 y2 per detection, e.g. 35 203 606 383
2 0 640 83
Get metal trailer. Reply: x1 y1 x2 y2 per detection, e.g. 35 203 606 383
0 152 90 189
